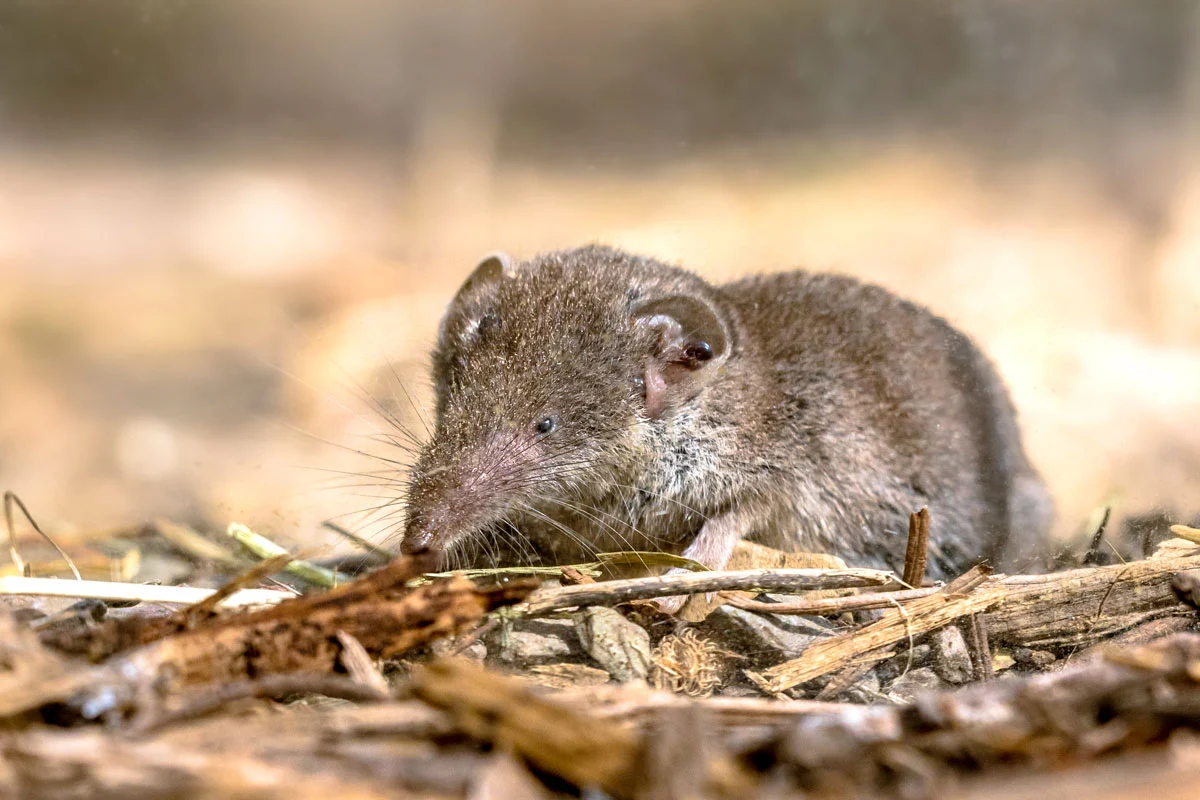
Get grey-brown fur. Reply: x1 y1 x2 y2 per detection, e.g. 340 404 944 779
399 245 1053 587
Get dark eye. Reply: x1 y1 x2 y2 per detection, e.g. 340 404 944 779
534 415 558 436
684 340 714 364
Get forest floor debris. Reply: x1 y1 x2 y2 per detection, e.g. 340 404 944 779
3 508 1200 797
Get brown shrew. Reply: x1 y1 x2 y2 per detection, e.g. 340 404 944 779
397 245 1053 611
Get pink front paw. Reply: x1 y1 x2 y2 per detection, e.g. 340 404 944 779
653 593 688 615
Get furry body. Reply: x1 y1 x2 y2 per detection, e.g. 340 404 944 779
399 245 1053 582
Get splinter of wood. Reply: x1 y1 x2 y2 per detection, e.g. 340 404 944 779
902 507 931 587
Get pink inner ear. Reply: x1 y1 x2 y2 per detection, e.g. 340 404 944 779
643 359 695 419
644 360 669 419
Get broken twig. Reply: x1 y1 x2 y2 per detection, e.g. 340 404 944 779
747 565 999 694
227 522 350 587
902 507 930 587
520 567 899 616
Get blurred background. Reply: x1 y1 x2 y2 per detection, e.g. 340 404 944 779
1 0 1199 559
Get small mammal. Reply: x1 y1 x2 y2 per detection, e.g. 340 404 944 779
399 245 1052 606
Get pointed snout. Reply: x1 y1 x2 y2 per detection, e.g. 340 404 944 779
399 526 437 555
401 431 531 561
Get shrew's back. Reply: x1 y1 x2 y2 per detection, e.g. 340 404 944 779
721 271 1053 576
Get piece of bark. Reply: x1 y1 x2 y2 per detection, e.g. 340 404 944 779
983 546 1200 647
37 553 433 662
4 558 534 722
409 658 643 797
16 634 1200 800
136 566 531 689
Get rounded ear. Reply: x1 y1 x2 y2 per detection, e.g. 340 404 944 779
633 294 731 419
455 251 513 303
439 252 514 354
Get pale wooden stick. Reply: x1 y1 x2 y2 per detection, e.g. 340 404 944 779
0 575 292 608
722 585 938 615
519 567 900 615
